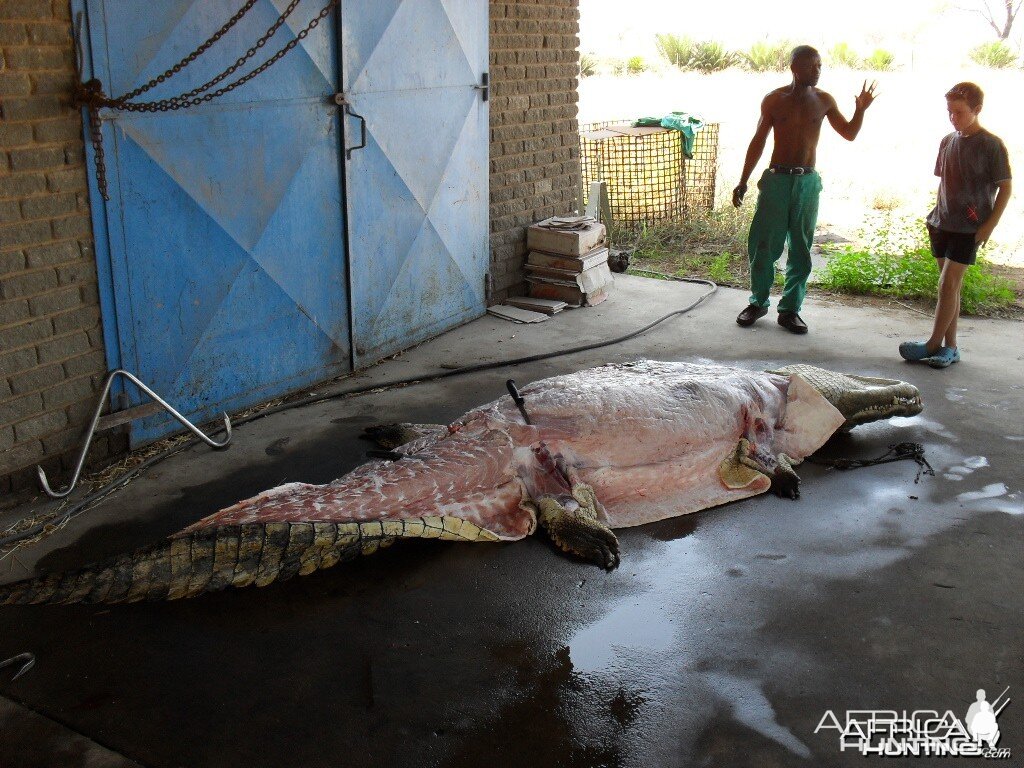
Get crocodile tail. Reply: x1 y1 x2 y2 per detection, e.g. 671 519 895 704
0 516 499 606
0 521 391 606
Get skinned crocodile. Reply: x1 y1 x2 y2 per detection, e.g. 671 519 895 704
0 361 922 605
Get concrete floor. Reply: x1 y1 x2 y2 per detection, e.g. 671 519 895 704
1 275 1021 767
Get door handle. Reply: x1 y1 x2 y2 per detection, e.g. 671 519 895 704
343 103 366 160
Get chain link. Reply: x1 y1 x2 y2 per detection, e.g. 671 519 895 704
120 0 262 103
75 0 339 200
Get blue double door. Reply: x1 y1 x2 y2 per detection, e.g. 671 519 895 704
80 0 488 444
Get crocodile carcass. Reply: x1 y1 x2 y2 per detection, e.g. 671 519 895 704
0 361 921 605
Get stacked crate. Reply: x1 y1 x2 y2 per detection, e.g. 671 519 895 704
524 217 614 307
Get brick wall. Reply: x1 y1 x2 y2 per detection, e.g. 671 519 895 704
0 1 123 497
489 0 581 302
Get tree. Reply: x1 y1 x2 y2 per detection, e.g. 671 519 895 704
958 0 1024 40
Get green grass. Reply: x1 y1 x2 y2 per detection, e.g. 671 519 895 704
816 214 1015 314
622 208 1016 316
817 247 1015 314
617 204 752 286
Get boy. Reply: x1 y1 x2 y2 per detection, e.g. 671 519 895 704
900 82 1012 368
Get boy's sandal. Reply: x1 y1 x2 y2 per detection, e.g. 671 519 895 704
925 347 960 369
898 341 931 362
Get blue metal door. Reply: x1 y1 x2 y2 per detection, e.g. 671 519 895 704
341 0 489 366
80 1 351 444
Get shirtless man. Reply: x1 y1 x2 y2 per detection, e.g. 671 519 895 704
733 45 877 333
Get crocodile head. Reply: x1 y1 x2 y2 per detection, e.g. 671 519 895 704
770 364 923 430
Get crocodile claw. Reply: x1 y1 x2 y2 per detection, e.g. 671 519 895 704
554 520 621 571
536 490 621 570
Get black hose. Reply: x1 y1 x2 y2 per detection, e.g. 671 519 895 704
1 276 716 548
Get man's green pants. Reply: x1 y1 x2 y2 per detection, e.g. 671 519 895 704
747 169 822 312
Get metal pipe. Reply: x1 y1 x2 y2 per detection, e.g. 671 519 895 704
37 369 231 499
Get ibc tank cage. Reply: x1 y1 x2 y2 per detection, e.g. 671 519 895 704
579 120 719 232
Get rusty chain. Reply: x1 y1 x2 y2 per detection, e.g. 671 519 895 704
74 0 339 200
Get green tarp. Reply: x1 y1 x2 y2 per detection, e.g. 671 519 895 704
633 112 705 158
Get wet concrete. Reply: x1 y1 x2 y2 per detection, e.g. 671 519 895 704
1 275 1021 767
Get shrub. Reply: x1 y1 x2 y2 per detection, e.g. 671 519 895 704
656 34 695 69
816 213 1015 314
969 41 1018 68
864 48 895 71
744 40 792 72
579 53 597 77
828 42 861 68
655 35 737 72
687 40 739 73
626 55 646 75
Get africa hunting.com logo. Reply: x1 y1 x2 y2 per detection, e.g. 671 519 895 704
815 686 1011 758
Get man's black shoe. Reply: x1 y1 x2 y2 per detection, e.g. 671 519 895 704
736 304 768 327
777 311 808 334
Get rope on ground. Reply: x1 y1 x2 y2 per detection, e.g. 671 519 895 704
806 441 935 484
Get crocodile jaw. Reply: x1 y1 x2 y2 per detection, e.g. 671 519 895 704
835 373 923 427
771 365 923 429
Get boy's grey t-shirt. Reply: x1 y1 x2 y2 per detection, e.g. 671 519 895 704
927 129 1011 233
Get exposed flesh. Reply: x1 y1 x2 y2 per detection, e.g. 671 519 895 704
182 361 845 539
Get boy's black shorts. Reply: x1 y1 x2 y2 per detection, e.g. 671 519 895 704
927 224 979 266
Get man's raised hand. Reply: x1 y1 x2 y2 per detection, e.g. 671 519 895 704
855 80 878 111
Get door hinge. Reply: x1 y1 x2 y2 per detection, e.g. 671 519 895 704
473 72 489 102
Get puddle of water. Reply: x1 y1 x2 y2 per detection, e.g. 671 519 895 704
945 388 968 403
703 671 812 759
562 439 1021 762
1004 492 1024 515
569 599 676 674
957 483 1008 503
942 456 989 481
953 484 1024 515
889 415 955 440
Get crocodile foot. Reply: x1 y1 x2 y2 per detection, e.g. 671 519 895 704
536 484 620 570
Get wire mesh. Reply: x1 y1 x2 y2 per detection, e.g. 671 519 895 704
580 120 719 231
